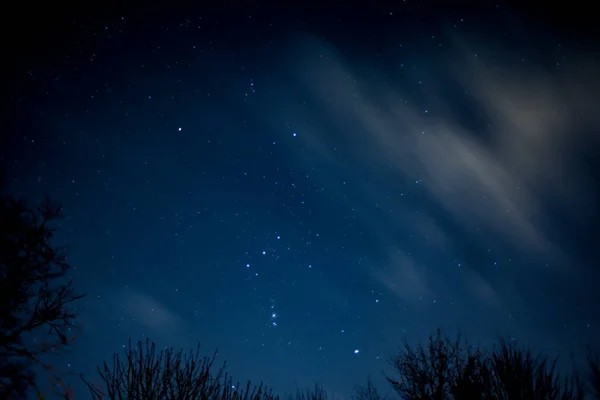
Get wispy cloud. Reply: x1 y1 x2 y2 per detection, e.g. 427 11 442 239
373 248 429 302
119 288 184 333
256 33 599 312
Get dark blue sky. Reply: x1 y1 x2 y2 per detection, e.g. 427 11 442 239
5 2 600 398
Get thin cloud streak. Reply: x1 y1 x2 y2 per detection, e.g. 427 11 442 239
119 288 184 332
254 33 599 330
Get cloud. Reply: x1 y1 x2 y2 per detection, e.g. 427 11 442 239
373 248 429 302
293 35 597 254
76 286 187 350
257 32 599 310
467 272 503 310
119 288 184 332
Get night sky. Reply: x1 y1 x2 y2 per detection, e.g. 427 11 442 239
5 1 600 398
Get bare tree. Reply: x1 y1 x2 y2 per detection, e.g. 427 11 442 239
0 193 85 398
586 347 600 399
386 329 485 400
354 376 385 400
83 338 278 400
483 338 584 400
384 329 590 400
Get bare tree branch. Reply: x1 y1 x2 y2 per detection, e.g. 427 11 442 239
82 338 279 400
0 193 85 398
354 376 385 400
384 329 588 400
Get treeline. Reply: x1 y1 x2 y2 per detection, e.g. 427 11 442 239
1 192 599 399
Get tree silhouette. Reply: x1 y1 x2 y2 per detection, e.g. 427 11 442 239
354 376 385 400
0 192 85 398
385 329 486 400
383 329 589 400
587 348 600 399
82 338 278 400
482 338 583 400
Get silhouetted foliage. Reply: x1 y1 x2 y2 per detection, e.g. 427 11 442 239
354 376 385 400
384 329 592 400
483 338 584 400
0 193 85 398
82 338 278 400
587 348 600 399
386 329 486 400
